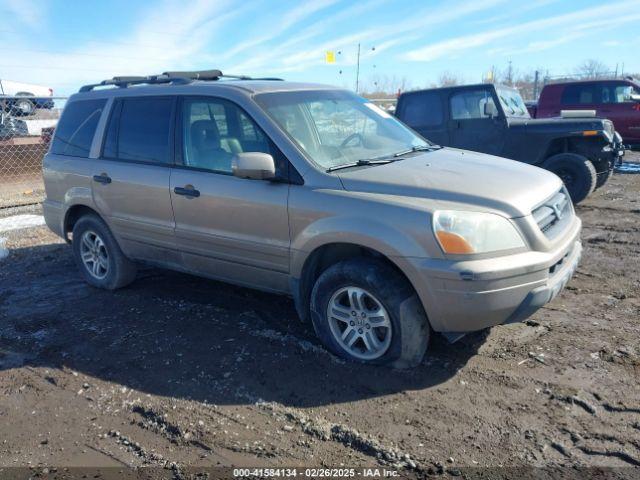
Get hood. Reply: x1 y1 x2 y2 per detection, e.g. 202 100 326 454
336 148 562 218
507 116 613 134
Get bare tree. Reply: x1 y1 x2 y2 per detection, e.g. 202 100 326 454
437 71 464 87
363 74 412 97
575 59 609 79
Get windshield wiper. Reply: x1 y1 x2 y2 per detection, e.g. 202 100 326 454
326 145 441 172
391 144 440 158
326 159 395 173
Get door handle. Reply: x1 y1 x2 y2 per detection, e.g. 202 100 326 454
93 174 111 184
174 186 200 198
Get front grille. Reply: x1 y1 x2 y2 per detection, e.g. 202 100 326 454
532 189 572 238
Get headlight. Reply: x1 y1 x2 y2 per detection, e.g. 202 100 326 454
433 210 525 255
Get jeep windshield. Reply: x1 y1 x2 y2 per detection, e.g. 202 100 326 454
255 90 431 171
496 87 530 118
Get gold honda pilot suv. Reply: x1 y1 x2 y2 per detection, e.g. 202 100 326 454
42 70 582 368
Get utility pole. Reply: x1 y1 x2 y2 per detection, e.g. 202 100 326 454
507 60 513 85
533 70 540 100
355 43 361 93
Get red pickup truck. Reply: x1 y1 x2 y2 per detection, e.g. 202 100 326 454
528 79 640 147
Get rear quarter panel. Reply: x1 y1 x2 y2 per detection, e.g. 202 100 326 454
42 153 95 237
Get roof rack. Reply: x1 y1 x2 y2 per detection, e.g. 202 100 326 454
79 69 284 92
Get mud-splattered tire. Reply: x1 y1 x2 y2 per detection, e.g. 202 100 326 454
72 214 137 290
543 153 597 204
310 258 430 368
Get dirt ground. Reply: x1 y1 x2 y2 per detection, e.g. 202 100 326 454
0 154 639 478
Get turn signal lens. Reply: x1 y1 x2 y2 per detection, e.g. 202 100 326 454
435 231 474 254
582 130 598 136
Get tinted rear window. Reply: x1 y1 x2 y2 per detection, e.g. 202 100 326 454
400 92 443 127
104 97 173 164
51 99 106 157
561 84 599 104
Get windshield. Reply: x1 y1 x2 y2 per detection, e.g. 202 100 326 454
255 90 429 170
496 87 530 118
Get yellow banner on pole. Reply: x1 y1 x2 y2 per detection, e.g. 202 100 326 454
325 51 336 64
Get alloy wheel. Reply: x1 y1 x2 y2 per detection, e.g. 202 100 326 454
327 286 392 360
79 230 109 280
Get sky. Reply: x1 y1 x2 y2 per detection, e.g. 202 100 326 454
0 0 638 96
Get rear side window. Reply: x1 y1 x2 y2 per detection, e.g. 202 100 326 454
400 92 444 127
51 99 106 157
103 96 174 164
561 84 599 104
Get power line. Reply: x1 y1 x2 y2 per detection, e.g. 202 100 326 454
0 47 178 62
0 28 190 51
0 63 130 73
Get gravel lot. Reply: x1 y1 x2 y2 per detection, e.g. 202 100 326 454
0 154 639 477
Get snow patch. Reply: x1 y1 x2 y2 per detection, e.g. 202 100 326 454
0 214 45 233
0 237 7 260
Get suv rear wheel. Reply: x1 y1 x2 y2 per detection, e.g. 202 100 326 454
543 153 597 203
310 258 430 368
72 214 137 290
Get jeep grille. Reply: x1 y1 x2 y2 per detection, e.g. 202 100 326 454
532 188 572 239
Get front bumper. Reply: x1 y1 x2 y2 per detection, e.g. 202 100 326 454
606 132 625 167
503 240 581 324
407 217 582 333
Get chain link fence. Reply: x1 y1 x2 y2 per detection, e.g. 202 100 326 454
0 96 66 208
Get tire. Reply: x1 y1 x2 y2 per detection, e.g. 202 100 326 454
542 153 597 204
72 214 137 290
595 167 613 190
13 98 34 116
309 258 430 368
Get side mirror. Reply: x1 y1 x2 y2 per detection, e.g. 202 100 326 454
484 101 498 118
630 93 640 102
232 152 276 180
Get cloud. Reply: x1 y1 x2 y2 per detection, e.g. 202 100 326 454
228 0 511 75
488 10 640 58
0 0 246 93
219 0 342 60
2 0 46 29
402 0 640 62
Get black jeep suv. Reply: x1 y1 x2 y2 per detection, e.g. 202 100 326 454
396 84 625 203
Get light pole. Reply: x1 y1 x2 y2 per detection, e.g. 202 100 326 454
335 44 375 93
355 43 375 93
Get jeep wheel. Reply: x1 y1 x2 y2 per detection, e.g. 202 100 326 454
310 258 430 368
72 214 137 290
543 153 597 203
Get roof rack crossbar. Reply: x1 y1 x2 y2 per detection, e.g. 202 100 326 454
79 75 191 92
78 69 284 92
163 69 223 80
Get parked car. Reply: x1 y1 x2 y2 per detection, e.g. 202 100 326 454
528 78 640 148
395 84 625 203
42 70 582 367
0 78 55 116
0 113 28 140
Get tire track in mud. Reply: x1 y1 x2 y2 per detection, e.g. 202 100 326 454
249 399 421 471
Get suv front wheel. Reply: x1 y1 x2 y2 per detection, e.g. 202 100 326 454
310 258 430 368
72 214 137 290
